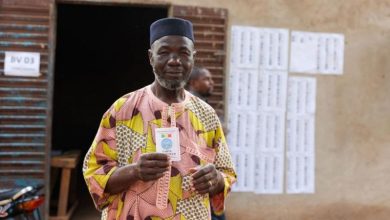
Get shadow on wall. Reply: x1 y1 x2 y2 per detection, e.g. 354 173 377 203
299 202 390 220
227 202 390 220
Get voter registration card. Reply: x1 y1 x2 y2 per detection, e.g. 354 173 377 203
155 127 181 161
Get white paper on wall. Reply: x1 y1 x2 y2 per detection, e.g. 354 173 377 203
228 68 259 110
231 151 255 192
254 111 286 194
286 155 315 193
255 153 284 194
318 34 345 74
230 26 239 65
255 112 286 153
286 76 316 194
257 71 288 111
231 26 260 69
287 77 317 116
4 51 41 77
289 32 318 74
286 116 315 154
290 31 344 75
227 111 256 152
259 28 289 71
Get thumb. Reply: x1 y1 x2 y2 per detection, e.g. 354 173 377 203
189 165 201 173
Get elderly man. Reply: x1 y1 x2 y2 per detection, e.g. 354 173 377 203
83 17 236 220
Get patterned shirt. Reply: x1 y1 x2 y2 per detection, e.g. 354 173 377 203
83 85 236 220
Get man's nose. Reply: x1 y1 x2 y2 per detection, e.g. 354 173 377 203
167 54 181 65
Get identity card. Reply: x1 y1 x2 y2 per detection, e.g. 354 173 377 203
155 127 181 161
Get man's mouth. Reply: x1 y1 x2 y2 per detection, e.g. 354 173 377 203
167 72 181 74
165 72 183 77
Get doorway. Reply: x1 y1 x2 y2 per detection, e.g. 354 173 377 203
52 3 167 216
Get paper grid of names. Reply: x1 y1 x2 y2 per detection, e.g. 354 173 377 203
227 26 343 195
289 31 344 74
229 26 289 193
286 77 317 193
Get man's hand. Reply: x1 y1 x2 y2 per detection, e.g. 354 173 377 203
105 153 170 194
135 153 170 181
190 164 224 196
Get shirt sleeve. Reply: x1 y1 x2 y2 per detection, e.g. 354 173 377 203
211 119 237 215
82 103 119 211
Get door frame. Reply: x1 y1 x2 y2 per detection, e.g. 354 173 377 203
46 1 171 218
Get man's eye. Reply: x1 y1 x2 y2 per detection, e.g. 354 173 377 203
158 51 169 55
180 51 190 56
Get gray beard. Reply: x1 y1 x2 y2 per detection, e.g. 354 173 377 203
154 73 188 91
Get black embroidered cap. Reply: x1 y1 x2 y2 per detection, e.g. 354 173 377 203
150 17 194 45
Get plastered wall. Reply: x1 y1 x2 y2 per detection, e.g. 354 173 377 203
163 1 390 219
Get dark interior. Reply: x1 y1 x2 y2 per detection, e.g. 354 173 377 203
53 3 167 152
51 2 167 205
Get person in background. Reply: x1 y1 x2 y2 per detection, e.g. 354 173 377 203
187 66 214 104
187 66 227 220
83 17 236 220
187 65 228 132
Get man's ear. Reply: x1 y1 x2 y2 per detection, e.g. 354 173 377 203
193 50 197 58
148 49 153 65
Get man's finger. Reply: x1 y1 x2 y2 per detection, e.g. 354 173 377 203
191 165 214 179
142 160 170 168
142 153 170 160
189 167 198 174
192 172 214 185
196 188 211 195
141 167 169 175
194 181 212 194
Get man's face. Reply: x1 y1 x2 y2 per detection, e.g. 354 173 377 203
193 69 214 97
149 36 195 90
